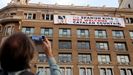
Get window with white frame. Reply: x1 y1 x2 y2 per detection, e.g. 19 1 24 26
36 67 50 75
112 30 124 39
59 54 72 63
77 29 89 38
96 42 109 50
120 68 133 75
42 14 53 21
100 68 113 75
78 41 90 49
98 55 111 64
78 54 91 64
59 28 71 37
114 42 127 51
22 27 34 36
40 28 53 37
117 55 130 64
59 40 72 49
79 67 92 75
60 67 73 75
129 31 133 39
38 53 46 62
24 13 36 19
95 30 107 38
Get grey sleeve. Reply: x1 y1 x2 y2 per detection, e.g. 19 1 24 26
48 57 61 75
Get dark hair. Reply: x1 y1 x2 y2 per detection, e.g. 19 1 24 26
0 32 35 72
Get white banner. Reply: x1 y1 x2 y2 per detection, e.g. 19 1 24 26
54 15 125 27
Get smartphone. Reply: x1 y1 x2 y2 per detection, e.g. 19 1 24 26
31 36 45 44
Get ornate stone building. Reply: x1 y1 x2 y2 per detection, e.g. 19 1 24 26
0 0 133 75
119 0 133 8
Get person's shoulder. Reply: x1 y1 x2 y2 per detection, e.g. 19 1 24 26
20 71 34 75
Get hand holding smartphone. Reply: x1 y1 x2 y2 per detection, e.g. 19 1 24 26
31 36 45 44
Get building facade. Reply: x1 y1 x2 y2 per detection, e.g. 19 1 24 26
119 0 133 8
0 0 133 75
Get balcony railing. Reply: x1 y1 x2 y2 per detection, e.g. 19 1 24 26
0 15 22 23
99 62 110 64
118 62 129 65
113 36 124 39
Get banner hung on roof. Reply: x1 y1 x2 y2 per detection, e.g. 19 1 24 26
54 15 125 27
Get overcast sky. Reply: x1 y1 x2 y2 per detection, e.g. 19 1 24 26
0 0 119 9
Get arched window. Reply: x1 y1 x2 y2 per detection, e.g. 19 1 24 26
3 24 15 36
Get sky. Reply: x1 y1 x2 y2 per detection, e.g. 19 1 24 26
0 0 119 9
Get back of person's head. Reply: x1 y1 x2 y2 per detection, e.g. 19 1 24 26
0 32 35 72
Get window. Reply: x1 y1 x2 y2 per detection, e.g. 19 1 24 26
46 14 50 20
60 67 73 75
78 54 91 64
128 4 131 8
120 68 133 75
3 25 15 36
42 14 53 20
59 40 72 49
127 69 133 75
112 30 124 39
78 41 90 49
126 18 133 24
24 13 36 19
59 54 72 63
77 29 89 38
114 42 127 51
129 31 133 39
36 67 50 75
98 55 111 64
96 42 109 50
130 18 133 23
117 55 129 64
100 68 113 75
22 27 34 36
40 28 53 37
10 13 16 16
59 28 71 37
125 18 130 23
79 67 92 75
38 53 46 62
95 30 107 38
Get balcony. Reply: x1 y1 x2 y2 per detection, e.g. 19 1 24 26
58 60 71 64
115 49 127 52
0 15 22 24
118 62 129 65
99 62 110 65
113 36 124 39
96 48 109 52
79 61 92 64
77 35 89 39
78 49 91 52
59 34 71 38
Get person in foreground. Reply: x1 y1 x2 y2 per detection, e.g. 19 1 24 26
0 32 61 75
